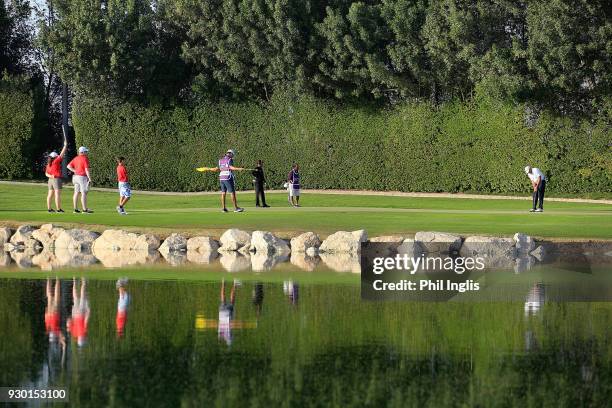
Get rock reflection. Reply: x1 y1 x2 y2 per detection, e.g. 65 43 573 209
319 252 361 273
219 252 251 272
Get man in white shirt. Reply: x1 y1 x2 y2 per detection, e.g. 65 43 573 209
524 166 547 212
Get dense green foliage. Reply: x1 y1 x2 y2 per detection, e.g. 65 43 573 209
0 75 45 179
0 0 31 75
72 92 611 194
37 0 610 114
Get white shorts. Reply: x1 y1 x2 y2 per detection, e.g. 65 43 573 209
72 175 89 193
289 185 300 197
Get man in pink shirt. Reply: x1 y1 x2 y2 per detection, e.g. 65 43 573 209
67 146 93 213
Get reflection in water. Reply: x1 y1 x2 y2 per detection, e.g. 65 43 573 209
524 282 546 316
67 278 90 348
45 278 66 374
116 278 130 338
1 278 611 406
218 279 236 346
283 280 299 306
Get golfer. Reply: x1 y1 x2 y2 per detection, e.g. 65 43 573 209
45 140 68 213
524 165 546 212
67 146 93 213
116 157 131 215
287 163 301 207
213 149 245 212
252 160 269 207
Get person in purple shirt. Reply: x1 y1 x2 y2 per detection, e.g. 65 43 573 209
287 163 301 207
213 149 246 212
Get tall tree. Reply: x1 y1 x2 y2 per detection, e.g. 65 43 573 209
40 0 190 102
526 0 611 113
0 0 32 74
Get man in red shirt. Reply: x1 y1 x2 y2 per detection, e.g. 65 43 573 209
67 146 93 213
116 157 131 215
44 140 67 212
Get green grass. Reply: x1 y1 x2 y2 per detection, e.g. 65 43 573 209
0 183 610 239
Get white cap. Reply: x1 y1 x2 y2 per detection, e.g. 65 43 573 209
48 151 59 158
226 149 236 155
78 146 89 154
524 166 530 174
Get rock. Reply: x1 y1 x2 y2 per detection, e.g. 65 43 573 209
319 252 361 273
54 247 98 267
158 233 187 255
306 246 318 257
0 251 12 267
219 252 251 272
290 232 322 253
460 236 516 257
93 230 160 251
93 247 160 268
414 231 462 253
136 234 161 251
186 236 219 264
251 231 291 256
530 245 546 262
0 227 13 246
319 230 368 254
397 238 425 257
187 236 219 253
4 242 17 251
369 236 405 246
514 233 536 253
251 252 289 271
10 248 39 268
219 229 251 251
32 224 65 250
10 225 41 249
514 255 536 273
55 229 99 250
290 252 319 271
366 236 406 257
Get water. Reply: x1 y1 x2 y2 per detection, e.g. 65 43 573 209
1 271 611 407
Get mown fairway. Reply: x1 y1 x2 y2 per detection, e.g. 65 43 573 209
0 183 610 239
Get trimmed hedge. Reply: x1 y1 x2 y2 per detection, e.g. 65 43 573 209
0 75 43 179
72 93 612 194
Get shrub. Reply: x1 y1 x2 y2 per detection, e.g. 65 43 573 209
0 75 44 179
71 93 612 194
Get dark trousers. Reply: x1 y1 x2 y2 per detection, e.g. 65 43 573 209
532 180 546 209
255 182 266 206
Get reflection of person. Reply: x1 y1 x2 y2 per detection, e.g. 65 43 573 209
45 278 65 345
283 281 299 306
67 278 90 347
252 282 264 318
116 278 130 338
218 279 237 346
45 140 68 213
524 282 546 316
524 166 547 212
67 146 93 213
287 163 301 207
252 160 269 207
